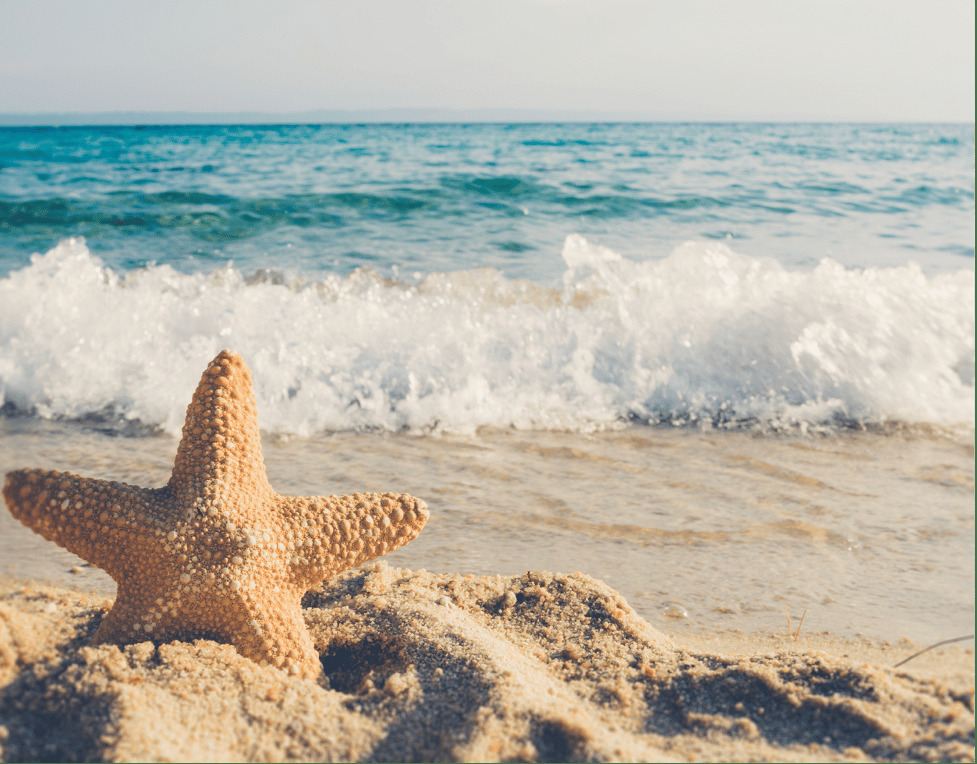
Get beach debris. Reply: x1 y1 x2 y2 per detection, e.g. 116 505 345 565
785 604 807 640
1 350 428 679
662 602 689 620
892 633 975 668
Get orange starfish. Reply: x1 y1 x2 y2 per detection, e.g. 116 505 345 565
2 351 428 679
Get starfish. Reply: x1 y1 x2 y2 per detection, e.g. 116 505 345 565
2 350 428 679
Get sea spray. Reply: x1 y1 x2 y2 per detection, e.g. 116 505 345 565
0 237 972 436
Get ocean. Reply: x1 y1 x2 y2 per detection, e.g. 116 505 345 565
0 122 973 644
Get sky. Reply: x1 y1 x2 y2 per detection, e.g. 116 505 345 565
0 0 973 121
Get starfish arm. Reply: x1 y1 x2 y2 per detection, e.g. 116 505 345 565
279 492 429 589
3 468 160 579
90 584 160 645
168 350 272 509
92 582 320 678
229 591 322 679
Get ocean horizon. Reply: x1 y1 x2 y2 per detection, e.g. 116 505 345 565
2 111 972 126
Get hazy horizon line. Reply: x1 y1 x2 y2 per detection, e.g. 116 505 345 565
0 108 970 127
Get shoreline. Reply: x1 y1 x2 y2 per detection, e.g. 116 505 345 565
1 566 973 763
2 420 974 648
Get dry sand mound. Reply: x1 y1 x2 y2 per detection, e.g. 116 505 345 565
0 563 973 762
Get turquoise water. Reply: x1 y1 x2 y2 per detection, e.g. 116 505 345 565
1 123 972 280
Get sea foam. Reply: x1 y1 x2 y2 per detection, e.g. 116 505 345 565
0 237 972 436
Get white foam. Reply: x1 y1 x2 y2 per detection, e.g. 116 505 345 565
0 236 972 436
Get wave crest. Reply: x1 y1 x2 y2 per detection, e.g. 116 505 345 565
0 237 972 436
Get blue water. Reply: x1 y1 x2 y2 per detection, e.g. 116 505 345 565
1 123 972 280
0 123 973 434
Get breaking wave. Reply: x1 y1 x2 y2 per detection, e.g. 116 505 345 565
0 237 972 436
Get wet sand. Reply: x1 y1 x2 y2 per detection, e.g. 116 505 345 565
1 564 973 763
2 420 974 647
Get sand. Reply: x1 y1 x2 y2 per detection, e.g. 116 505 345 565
0 563 972 763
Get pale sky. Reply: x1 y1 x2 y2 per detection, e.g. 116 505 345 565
1 0 973 121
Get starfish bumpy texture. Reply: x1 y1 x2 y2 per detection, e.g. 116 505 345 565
2 350 429 679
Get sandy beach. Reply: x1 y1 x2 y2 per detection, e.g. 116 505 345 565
0 564 972 763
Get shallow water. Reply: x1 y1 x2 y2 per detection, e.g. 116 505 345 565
2 418 972 645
